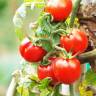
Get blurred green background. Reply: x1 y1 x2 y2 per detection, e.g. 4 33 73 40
0 0 23 96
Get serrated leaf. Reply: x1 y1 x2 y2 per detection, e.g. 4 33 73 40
85 69 96 85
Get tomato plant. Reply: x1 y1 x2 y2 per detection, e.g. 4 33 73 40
10 0 96 96
60 29 88 54
52 58 81 84
44 0 72 21
19 38 47 62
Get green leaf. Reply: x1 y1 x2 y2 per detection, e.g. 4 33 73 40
29 92 36 96
79 81 93 96
29 75 39 82
41 41 52 52
17 86 29 96
38 78 51 90
17 77 38 96
40 88 50 96
85 69 96 85
36 27 47 37
36 14 52 37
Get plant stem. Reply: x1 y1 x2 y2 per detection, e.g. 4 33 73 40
43 50 55 60
78 49 96 63
70 0 81 27
70 84 75 96
53 29 67 35
55 46 68 58
53 84 62 96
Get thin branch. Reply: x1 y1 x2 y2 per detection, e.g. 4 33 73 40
78 49 96 61
55 46 68 58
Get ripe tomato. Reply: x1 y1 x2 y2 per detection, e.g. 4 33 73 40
38 65 56 81
60 29 88 54
19 38 47 62
37 57 57 82
52 58 81 84
44 0 72 21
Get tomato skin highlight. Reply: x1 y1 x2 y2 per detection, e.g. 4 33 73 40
60 30 88 54
19 38 47 62
44 0 72 21
52 58 81 84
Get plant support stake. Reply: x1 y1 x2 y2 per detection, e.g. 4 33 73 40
69 0 81 96
6 78 17 96
70 0 81 27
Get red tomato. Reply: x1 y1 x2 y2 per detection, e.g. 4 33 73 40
44 0 72 21
19 38 47 62
37 58 57 82
52 58 81 84
60 29 88 54
48 57 56 61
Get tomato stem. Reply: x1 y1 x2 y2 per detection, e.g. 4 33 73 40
41 50 56 65
69 0 81 27
53 29 68 35
70 84 75 96
55 46 69 58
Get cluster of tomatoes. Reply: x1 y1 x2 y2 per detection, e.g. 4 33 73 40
19 0 88 85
